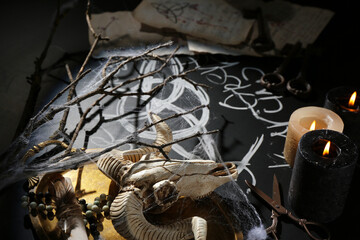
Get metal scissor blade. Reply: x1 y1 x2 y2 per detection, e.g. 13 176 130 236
245 180 287 215
272 174 281 205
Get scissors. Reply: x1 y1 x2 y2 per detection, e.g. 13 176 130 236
245 175 331 240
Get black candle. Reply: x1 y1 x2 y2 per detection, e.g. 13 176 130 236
324 86 360 153
288 129 358 223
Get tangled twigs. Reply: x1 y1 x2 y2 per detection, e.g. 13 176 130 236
64 42 180 153
1 0 218 195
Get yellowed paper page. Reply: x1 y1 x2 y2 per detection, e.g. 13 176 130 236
133 0 254 46
89 11 167 47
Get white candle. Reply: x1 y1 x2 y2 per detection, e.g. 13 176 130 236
283 106 344 167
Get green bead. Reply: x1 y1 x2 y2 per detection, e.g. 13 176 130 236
29 202 37 209
38 203 45 211
46 205 53 212
106 201 112 207
21 195 28 202
99 194 106 201
93 200 100 206
94 197 100 202
91 205 100 213
85 210 93 218
102 205 109 212
83 219 88 226
87 203 93 210
21 201 28 208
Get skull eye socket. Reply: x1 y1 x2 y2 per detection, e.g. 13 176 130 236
153 180 178 206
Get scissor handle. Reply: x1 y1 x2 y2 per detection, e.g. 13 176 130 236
260 72 285 91
288 213 331 240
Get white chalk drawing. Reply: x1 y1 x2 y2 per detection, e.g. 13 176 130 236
198 61 289 173
90 57 289 185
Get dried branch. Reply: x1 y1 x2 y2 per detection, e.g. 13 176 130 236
58 64 77 134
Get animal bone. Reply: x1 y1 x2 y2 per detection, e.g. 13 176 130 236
96 112 238 240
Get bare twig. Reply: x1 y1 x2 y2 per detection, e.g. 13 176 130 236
58 64 77 134
86 0 109 41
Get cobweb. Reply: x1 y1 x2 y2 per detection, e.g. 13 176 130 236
0 43 266 239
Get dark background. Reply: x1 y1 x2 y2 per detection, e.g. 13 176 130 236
0 0 359 239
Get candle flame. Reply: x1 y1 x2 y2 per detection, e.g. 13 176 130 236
322 141 331 156
348 91 357 107
309 120 316 131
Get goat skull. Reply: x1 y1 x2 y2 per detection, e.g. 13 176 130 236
96 113 238 240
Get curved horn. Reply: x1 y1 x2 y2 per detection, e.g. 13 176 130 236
111 191 206 240
192 217 207 240
96 151 131 182
121 112 173 162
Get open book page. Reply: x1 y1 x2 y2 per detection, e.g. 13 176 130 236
132 0 254 46
88 11 168 47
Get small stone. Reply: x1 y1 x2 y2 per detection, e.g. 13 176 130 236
29 202 37 209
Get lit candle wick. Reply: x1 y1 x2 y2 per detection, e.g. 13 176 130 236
322 141 331 156
309 120 316 131
348 91 357 107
